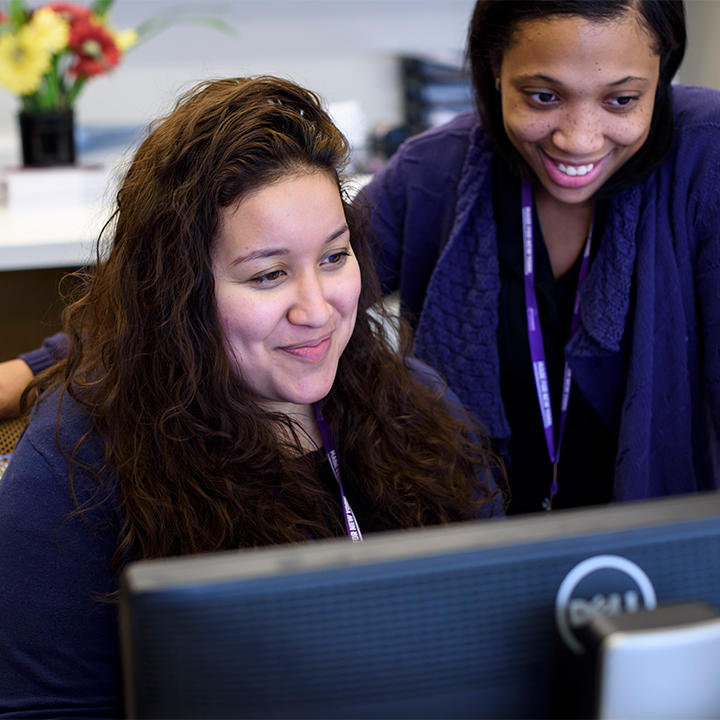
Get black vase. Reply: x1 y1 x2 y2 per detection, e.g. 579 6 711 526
18 109 76 167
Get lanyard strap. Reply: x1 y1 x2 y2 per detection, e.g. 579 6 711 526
313 404 363 542
520 179 593 510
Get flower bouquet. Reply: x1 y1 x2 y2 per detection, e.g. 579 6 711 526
0 0 231 165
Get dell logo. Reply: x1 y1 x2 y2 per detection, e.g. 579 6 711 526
555 555 657 654
568 590 641 625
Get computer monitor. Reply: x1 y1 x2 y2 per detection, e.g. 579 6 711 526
119 492 720 719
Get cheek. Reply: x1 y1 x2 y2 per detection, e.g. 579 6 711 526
344 267 363 317
609 116 653 148
503 106 551 145
606 94 656 147
330 267 362 331
216 289 279 350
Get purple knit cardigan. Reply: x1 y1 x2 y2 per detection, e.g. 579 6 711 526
360 85 720 501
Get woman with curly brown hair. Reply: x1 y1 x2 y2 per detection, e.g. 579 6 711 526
0 76 501 716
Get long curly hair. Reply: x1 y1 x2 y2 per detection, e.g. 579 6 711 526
37 76 502 567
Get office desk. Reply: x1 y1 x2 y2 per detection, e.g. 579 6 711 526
0 170 112 357
0 205 108 271
0 162 116 271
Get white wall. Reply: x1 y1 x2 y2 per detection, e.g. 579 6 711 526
1 0 718 163
677 0 720 89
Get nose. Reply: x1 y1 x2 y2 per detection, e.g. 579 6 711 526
287 271 333 327
551 105 605 156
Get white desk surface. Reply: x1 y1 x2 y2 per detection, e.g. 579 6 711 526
0 204 109 271
0 146 120 271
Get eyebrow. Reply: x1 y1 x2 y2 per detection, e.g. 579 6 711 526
514 73 650 87
228 224 349 267
606 75 649 86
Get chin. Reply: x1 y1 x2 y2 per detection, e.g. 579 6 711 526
286 382 335 407
549 187 597 206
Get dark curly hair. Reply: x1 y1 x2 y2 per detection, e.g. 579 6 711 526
34 76 502 567
468 0 686 194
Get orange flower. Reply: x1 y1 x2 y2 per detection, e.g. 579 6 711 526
68 18 121 77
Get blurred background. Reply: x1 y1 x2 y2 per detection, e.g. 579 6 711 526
0 0 487 170
1 0 719 359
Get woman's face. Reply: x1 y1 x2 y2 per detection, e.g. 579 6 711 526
212 170 361 416
498 11 660 206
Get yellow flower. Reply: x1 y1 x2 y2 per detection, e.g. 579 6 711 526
113 28 139 52
0 27 52 96
27 7 69 54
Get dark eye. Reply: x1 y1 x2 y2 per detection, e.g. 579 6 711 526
321 250 350 267
608 95 637 108
253 269 286 286
529 91 558 104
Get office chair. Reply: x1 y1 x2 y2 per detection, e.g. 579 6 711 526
0 417 24 480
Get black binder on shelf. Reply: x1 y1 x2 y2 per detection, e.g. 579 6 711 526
401 55 473 137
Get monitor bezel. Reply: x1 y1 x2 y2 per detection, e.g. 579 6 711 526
121 492 720 594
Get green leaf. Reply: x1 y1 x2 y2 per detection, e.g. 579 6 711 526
21 92 41 113
66 76 87 106
38 54 61 110
8 0 28 31
132 13 235 46
90 0 115 17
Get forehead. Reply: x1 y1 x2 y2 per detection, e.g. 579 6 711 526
503 12 659 76
213 171 345 260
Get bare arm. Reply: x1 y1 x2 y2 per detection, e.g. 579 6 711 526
0 358 34 419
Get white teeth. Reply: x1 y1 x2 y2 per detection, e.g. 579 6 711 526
557 162 594 177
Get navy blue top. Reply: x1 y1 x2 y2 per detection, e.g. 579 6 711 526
0 359 495 716
0 393 122 717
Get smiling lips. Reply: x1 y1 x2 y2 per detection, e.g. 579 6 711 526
557 161 594 177
279 335 332 362
542 150 608 189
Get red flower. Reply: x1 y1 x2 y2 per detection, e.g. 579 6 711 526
45 3 92 24
0 10 8 23
68 18 121 77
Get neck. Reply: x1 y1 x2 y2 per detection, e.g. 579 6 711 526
262 401 322 453
533 185 595 279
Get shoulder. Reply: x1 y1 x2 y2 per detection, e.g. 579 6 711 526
390 111 482 175
359 112 486 212
398 111 480 153
22 387 99 461
406 356 465 412
672 84 720 129
7 388 112 512
406 356 448 391
2 383 113 509
669 86 720 170
664 86 720 215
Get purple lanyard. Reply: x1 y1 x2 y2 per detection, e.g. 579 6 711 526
521 179 593 510
313 404 363 542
